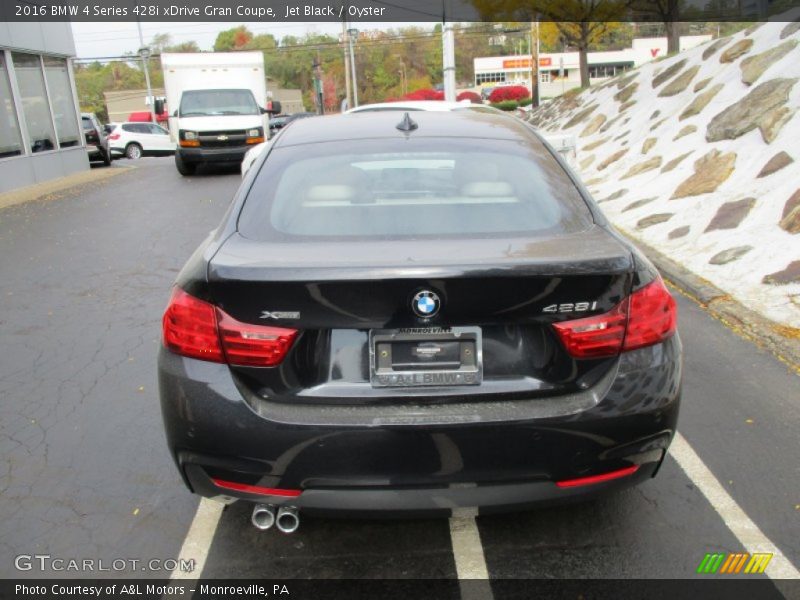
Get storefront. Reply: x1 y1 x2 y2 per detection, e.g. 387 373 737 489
0 23 87 194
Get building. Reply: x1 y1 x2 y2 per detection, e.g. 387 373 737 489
0 23 87 194
104 88 167 124
474 36 712 100
266 79 305 115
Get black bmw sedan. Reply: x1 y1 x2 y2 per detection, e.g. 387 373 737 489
158 110 681 530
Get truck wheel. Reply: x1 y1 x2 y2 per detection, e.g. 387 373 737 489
175 153 196 176
125 143 142 160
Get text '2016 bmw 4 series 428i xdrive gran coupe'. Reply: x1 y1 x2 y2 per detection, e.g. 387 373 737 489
158 110 681 533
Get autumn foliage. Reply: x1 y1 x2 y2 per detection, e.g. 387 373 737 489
456 90 482 103
487 86 530 103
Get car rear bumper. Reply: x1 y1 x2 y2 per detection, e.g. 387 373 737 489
177 145 250 164
158 335 681 515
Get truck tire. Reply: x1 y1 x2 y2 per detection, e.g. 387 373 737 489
175 153 196 176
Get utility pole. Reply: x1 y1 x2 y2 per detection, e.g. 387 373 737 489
347 28 359 108
442 16 456 101
136 20 155 122
341 16 352 111
312 54 324 115
529 19 540 108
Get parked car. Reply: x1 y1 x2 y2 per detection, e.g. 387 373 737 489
268 112 317 136
160 110 681 532
107 122 176 160
81 113 111 166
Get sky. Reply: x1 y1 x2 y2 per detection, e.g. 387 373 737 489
70 21 420 58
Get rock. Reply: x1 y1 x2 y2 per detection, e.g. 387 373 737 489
650 110 660 120
782 189 800 220
673 125 697 141
706 78 797 142
704 197 756 231
614 82 638 103
671 150 736 199
693 77 712 92
564 104 598 129
781 21 800 39
669 226 691 239
652 59 687 88
579 154 596 170
622 197 658 212
621 156 662 179
619 100 636 113
709 246 753 265
650 117 668 131
702 38 729 60
744 22 765 35
757 151 794 178
580 114 607 137
637 213 674 229
584 177 605 186
720 38 753 63
658 65 700 97
740 40 798 85
679 83 724 121
599 114 622 132
597 149 629 171
613 130 630 141
642 138 657 154
763 261 800 285
583 137 609 151
759 106 795 143
599 188 628 202
779 206 800 234
615 73 637 90
661 151 693 173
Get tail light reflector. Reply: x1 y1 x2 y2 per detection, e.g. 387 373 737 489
556 465 639 488
162 288 297 367
211 478 302 498
553 277 676 358
108 133 120 140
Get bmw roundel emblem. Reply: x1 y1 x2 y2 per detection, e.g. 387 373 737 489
412 290 441 318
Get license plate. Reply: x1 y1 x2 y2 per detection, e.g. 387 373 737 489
369 326 482 388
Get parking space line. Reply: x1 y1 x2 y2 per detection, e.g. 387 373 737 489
670 432 799 579
449 512 493 599
170 498 224 580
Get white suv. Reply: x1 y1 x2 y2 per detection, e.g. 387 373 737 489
107 122 175 160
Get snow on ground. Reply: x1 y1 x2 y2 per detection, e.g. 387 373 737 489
529 15 800 328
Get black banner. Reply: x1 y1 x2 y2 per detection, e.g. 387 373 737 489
1 579 798 600
3 0 800 22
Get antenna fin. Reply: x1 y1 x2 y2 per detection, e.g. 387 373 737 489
396 112 419 132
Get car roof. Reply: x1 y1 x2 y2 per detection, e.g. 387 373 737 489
273 110 536 147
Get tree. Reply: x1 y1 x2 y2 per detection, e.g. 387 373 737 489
630 0 682 54
214 25 254 51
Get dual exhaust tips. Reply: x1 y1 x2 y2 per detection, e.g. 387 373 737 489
251 504 299 534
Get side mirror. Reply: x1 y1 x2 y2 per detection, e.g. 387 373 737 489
265 100 282 115
172 110 178 117
154 99 165 115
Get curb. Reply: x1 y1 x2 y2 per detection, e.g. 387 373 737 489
630 234 800 372
0 165 132 211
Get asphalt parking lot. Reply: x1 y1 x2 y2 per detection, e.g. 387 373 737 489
0 158 797 592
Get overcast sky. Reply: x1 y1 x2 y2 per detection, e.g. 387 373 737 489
70 21 421 58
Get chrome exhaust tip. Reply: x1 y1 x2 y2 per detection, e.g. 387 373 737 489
275 506 300 534
251 504 276 530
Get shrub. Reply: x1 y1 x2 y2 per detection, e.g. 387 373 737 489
488 85 530 103
518 97 533 107
456 90 482 104
490 100 520 111
403 88 444 101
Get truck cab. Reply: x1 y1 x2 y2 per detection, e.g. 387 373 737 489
173 88 268 175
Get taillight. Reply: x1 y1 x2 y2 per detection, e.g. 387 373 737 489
108 133 120 140
623 276 677 352
553 277 676 358
162 288 297 367
216 311 297 367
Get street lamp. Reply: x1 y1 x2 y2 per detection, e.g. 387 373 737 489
136 19 155 122
347 28 359 108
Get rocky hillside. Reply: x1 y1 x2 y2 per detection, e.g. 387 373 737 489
528 16 800 328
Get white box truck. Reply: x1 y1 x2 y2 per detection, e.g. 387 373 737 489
162 52 280 176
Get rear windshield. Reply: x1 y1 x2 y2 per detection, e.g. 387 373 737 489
179 89 259 117
238 137 592 240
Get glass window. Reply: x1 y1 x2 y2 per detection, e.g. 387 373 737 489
239 137 592 240
12 52 56 153
43 57 80 148
0 53 24 158
179 89 259 117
